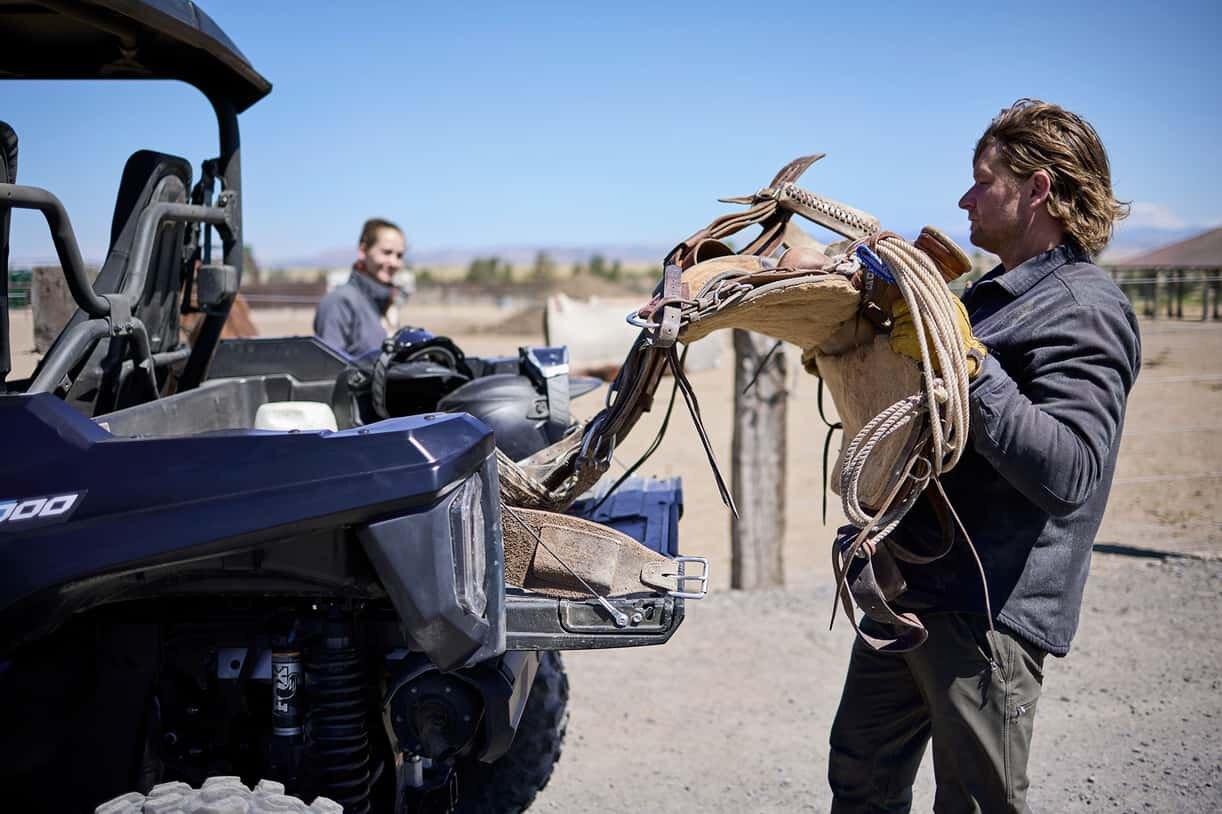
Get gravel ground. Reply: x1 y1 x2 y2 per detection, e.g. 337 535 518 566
534 552 1222 813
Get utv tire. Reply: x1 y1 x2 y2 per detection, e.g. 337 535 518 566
452 651 570 813
94 777 342 814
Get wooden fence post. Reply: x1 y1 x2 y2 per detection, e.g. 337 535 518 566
31 266 76 353
730 329 787 589
1174 270 1184 319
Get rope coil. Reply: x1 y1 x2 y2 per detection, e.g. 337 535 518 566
835 232 971 539
827 230 989 653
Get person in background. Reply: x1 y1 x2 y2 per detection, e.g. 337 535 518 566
314 217 407 356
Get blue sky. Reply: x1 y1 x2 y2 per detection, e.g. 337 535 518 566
4 0 1219 265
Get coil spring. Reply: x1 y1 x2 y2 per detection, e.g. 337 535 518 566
306 632 372 814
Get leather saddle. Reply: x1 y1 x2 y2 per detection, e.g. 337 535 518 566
500 155 973 650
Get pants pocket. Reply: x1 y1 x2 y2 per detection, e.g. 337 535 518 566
960 614 1001 674
1008 692 1038 723
999 631 1045 806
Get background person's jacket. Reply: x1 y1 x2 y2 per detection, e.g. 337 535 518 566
313 268 395 357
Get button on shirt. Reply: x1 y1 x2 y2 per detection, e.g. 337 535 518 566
892 244 1141 656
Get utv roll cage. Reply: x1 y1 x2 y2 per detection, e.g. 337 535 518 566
0 0 271 403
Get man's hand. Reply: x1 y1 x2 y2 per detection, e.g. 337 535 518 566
888 298 988 379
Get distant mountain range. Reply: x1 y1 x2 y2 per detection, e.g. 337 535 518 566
16 223 1198 272
263 222 1213 271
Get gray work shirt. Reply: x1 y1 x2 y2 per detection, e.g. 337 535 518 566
313 269 394 357
892 244 1141 656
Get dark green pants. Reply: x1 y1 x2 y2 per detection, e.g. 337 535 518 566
828 613 1046 814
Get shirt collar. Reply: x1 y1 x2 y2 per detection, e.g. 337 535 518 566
348 267 394 311
979 244 1090 299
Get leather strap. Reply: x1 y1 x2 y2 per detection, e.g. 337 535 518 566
843 549 928 652
887 488 957 565
501 506 684 598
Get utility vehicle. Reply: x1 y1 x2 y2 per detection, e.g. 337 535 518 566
0 3 700 811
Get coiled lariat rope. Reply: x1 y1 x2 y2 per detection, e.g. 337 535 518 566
830 231 993 652
877 235 971 474
836 232 970 554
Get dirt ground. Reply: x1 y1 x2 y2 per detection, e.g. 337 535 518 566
263 305 1222 813
9 305 1221 812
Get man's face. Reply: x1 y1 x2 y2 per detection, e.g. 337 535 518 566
958 143 1027 256
358 228 406 286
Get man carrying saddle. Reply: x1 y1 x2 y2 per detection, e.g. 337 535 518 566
487 95 1138 812
827 100 1141 812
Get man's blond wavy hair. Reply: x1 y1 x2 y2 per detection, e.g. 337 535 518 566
975 99 1129 256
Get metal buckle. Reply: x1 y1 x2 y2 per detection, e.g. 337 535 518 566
625 308 654 329
666 556 709 600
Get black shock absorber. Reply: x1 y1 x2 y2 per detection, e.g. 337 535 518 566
267 635 306 789
305 621 373 814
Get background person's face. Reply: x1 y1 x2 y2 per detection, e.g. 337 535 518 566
358 228 406 285
958 143 1027 258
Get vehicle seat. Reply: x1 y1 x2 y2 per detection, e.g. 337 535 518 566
0 121 16 390
43 150 192 414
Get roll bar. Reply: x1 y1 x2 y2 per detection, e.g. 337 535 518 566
0 182 235 398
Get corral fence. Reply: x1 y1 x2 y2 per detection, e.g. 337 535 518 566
11 267 1214 320
233 280 326 308
3 277 545 310
237 278 652 309
1106 267 1221 321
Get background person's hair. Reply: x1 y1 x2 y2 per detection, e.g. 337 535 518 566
358 217 403 250
974 99 1129 256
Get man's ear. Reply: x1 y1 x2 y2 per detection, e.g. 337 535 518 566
1029 170 1052 208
